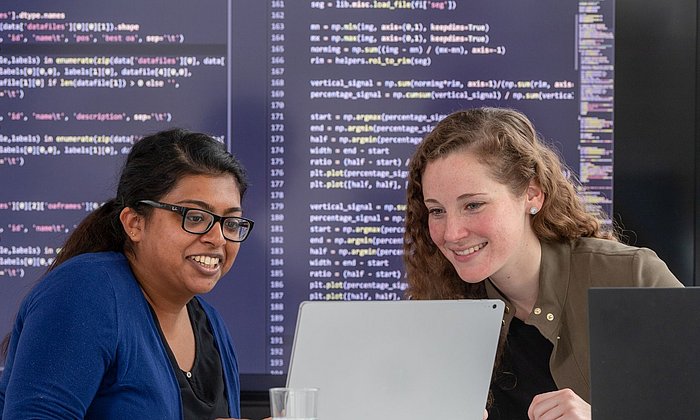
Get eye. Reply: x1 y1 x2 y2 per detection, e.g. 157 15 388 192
465 202 484 211
427 207 445 217
185 211 208 224
223 218 242 230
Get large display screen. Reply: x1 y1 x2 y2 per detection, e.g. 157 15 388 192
0 0 614 390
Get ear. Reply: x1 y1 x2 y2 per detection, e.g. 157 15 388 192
525 179 545 212
119 206 143 242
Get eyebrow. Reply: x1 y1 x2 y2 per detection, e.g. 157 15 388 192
457 193 486 200
176 199 242 214
424 193 485 204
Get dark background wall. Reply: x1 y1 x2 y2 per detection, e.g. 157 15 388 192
613 0 696 286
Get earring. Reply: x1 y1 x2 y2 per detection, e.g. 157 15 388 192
529 207 538 215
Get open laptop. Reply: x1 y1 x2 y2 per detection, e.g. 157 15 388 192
588 287 700 419
286 300 504 420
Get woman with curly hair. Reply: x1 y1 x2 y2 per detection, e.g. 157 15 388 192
403 107 681 419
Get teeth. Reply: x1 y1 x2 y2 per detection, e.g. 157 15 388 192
191 255 220 268
454 243 486 256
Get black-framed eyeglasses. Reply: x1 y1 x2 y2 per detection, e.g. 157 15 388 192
137 200 254 242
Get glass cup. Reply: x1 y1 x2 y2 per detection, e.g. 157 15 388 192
269 387 319 420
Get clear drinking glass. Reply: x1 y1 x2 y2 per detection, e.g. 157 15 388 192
269 387 319 420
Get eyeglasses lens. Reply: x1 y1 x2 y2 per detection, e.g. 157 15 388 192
183 209 249 241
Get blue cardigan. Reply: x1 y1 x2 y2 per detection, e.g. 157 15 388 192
0 252 241 419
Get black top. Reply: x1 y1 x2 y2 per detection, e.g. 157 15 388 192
488 316 558 420
151 298 230 420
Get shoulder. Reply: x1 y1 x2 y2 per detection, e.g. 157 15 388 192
25 252 134 313
48 251 130 281
568 237 667 265
54 251 129 271
542 238 645 274
561 238 681 287
13 253 133 357
570 237 641 255
543 237 661 260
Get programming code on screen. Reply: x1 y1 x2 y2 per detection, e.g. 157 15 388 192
0 0 613 387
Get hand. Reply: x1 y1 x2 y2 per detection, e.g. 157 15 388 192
527 388 591 420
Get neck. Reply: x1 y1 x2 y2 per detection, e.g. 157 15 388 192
140 283 190 324
490 237 542 320
126 252 191 318
142 286 195 373
127 254 196 372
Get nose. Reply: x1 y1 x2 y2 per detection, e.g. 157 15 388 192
442 212 468 243
200 221 227 246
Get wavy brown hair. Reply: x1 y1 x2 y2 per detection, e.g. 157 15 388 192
403 107 616 301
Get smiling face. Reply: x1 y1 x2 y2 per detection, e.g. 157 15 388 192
124 173 244 303
422 149 542 286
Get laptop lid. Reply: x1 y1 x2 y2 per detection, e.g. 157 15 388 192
286 299 504 420
588 287 700 419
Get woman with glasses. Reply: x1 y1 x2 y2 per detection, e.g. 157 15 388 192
0 129 255 419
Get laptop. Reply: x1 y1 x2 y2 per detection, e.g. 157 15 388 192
588 287 700 419
286 299 504 420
